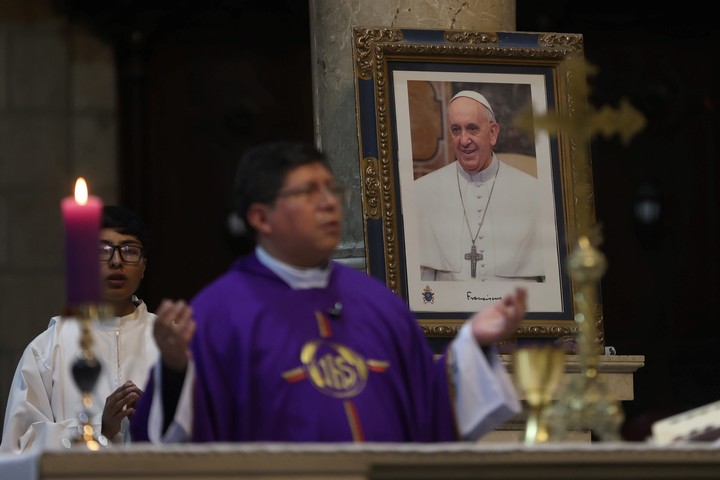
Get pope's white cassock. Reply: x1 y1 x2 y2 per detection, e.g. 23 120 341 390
416 154 545 282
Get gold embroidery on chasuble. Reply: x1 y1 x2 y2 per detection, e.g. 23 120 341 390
281 311 389 398
280 311 391 442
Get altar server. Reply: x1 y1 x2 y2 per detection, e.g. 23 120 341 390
1 206 158 452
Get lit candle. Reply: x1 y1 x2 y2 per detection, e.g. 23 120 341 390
61 177 103 307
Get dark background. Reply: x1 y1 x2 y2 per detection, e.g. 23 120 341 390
55 0 720 441
516 2 720 440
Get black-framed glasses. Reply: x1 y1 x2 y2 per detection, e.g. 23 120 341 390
99 244 144 264
276 183 348 204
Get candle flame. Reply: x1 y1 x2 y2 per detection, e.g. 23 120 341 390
74 177 89 205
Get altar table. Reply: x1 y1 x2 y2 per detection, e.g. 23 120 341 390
5 441 717 480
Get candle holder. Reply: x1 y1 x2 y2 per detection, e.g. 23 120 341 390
61 303 113 450
544 236 624 441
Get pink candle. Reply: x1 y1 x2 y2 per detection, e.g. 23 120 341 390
61 177 103 306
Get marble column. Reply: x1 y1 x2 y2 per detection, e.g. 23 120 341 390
309 0 516 267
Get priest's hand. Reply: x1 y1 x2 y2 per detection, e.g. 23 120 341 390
469 287 526 346
101 380 142 439
154 299 196 372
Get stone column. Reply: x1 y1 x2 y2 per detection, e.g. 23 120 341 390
309 0 515 267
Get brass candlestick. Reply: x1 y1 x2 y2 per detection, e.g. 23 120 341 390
513 345 565 444
513 54 644 443
546 236 624 441
62 303 111 450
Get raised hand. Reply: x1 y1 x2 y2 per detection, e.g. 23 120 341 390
153 299 197 372
470 287 527 346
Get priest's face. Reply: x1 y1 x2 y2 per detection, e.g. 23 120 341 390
255 162 344 268
447 97 499 174
99 228 147 316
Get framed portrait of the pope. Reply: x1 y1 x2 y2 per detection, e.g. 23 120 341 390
352 28 601 348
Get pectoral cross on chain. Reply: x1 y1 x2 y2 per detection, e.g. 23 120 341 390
464 245 483 278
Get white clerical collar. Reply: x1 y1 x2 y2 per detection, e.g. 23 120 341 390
255 246 332 289
456 153 499 183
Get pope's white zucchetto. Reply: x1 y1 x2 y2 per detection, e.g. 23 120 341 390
449 90 495 116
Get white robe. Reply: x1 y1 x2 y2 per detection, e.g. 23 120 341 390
0 300 158 453
415 155 545 281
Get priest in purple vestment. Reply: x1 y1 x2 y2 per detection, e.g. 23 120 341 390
130 141 525 443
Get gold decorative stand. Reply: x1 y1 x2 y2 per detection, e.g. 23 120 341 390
511 54 646 443
61 304 110 450
546 236 624 441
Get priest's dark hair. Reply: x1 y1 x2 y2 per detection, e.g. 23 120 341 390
231 141 331 239
102 205 149 256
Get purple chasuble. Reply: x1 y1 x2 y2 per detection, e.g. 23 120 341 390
132 253 459 442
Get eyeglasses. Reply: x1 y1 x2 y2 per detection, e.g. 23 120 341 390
276 183 348 204
99 244 144 264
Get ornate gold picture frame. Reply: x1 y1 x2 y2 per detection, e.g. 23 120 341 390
352 28 601 348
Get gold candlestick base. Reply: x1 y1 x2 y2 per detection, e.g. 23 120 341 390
61 303 113 450
546 373 624 442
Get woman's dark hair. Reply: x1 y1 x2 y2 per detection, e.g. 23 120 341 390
102 205 149 256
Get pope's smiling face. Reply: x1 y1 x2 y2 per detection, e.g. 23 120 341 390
447 97 500 175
